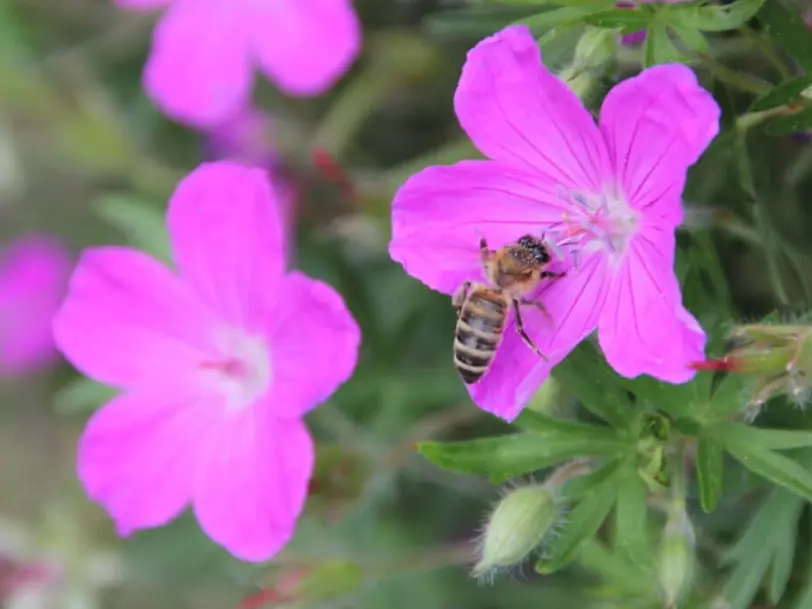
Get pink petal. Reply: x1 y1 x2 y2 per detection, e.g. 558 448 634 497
265 272 360 417
597 223 706 383
78 389 218 535
52 246 215 391
470 250 610 421
454 25 611 193
248 0 361 96
599 64 720 226
193 414 314 562
143 1 252 127
0 235 71 375
167 162 285 330
389 160 568 295
114 0 169 10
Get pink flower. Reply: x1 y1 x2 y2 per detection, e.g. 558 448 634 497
52 162 361 561
205 106 277 168
118 0 362 127
388 25 719 421
0 235 71 376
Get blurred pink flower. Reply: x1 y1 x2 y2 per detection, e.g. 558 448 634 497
53 162 361 561
206 106 277 168
117 0 361 127
388 26 719 421
0 235 70 376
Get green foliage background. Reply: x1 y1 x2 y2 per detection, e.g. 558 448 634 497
5 0 812 608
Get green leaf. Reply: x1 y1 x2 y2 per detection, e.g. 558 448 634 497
417 426 628 483
673 0 765 32
723 442 812 503
614 468 652 567
764 106 812 136
668 20 709 54
643 20 687 67
512 410 611 435
535 463 621 574
713 422 812 451
757 0 812 72
581 8 652 32
53 376 118 415
95 195 172 263
750 74 812 111
552 341 633 428
696 433 723 513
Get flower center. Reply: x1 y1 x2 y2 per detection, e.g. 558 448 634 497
198 327 272 412
550 186 639 264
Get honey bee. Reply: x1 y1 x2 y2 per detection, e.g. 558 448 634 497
452 235 564 385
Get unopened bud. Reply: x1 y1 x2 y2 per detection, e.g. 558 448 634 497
473 485 558 578
657 501 695 608
693 320 812 408
573 27 618 70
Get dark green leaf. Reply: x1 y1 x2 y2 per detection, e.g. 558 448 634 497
673 0 765 32
535 464 621 574
757 0 812 72
696 433 723 512
614 467 651 566
418 428 629 483
713 422 812 450
764 106 812 136
723 442 812 502
95 195 172 263
643 20 687 67
582 8 652 32
668 20 709 54
512 410 613 435
750 74 812 111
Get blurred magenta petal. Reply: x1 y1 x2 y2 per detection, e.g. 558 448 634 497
78 389 217 534
121 0 361 127
0 235 70 376
454 25 611 191
599 64 720 226
470 251 609 420
598 224 705 382
52 247 214 391
388 25 720 420
167 162 285 329
194 417 313 562
266 272 360 418
389 160 567 295
250 0 361 96
206 106 276 167
55 161 361 561
143 1 252 127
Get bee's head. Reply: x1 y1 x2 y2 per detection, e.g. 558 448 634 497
517 235 551 265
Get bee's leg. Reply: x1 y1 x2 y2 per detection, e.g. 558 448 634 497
519 297 551 322
479 237 490 262
541 270 566 280
513 300 549 361
452 281 471 316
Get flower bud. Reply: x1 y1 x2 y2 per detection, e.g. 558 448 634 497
691 320 812 408
473 485 559 578
657 500 695 608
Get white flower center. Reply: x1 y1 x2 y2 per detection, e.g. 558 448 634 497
552 186 639 264
198 327 272 412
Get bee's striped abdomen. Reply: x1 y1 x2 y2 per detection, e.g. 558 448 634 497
453 290 507 384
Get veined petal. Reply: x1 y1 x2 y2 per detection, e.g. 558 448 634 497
389 160 568 295
266 272 360 418
454 25 610 192
597 223 705 382
52 247 214 391
469 250 609 421
599 64 720 225
78 389 219 536
143 0 252 127
167 162 285 331
193 414 313 562
249 0 360 96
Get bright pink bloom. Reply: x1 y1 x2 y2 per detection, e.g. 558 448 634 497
53 162 360 561
388 26 719 421
0 235 70 376
118 0 362 127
